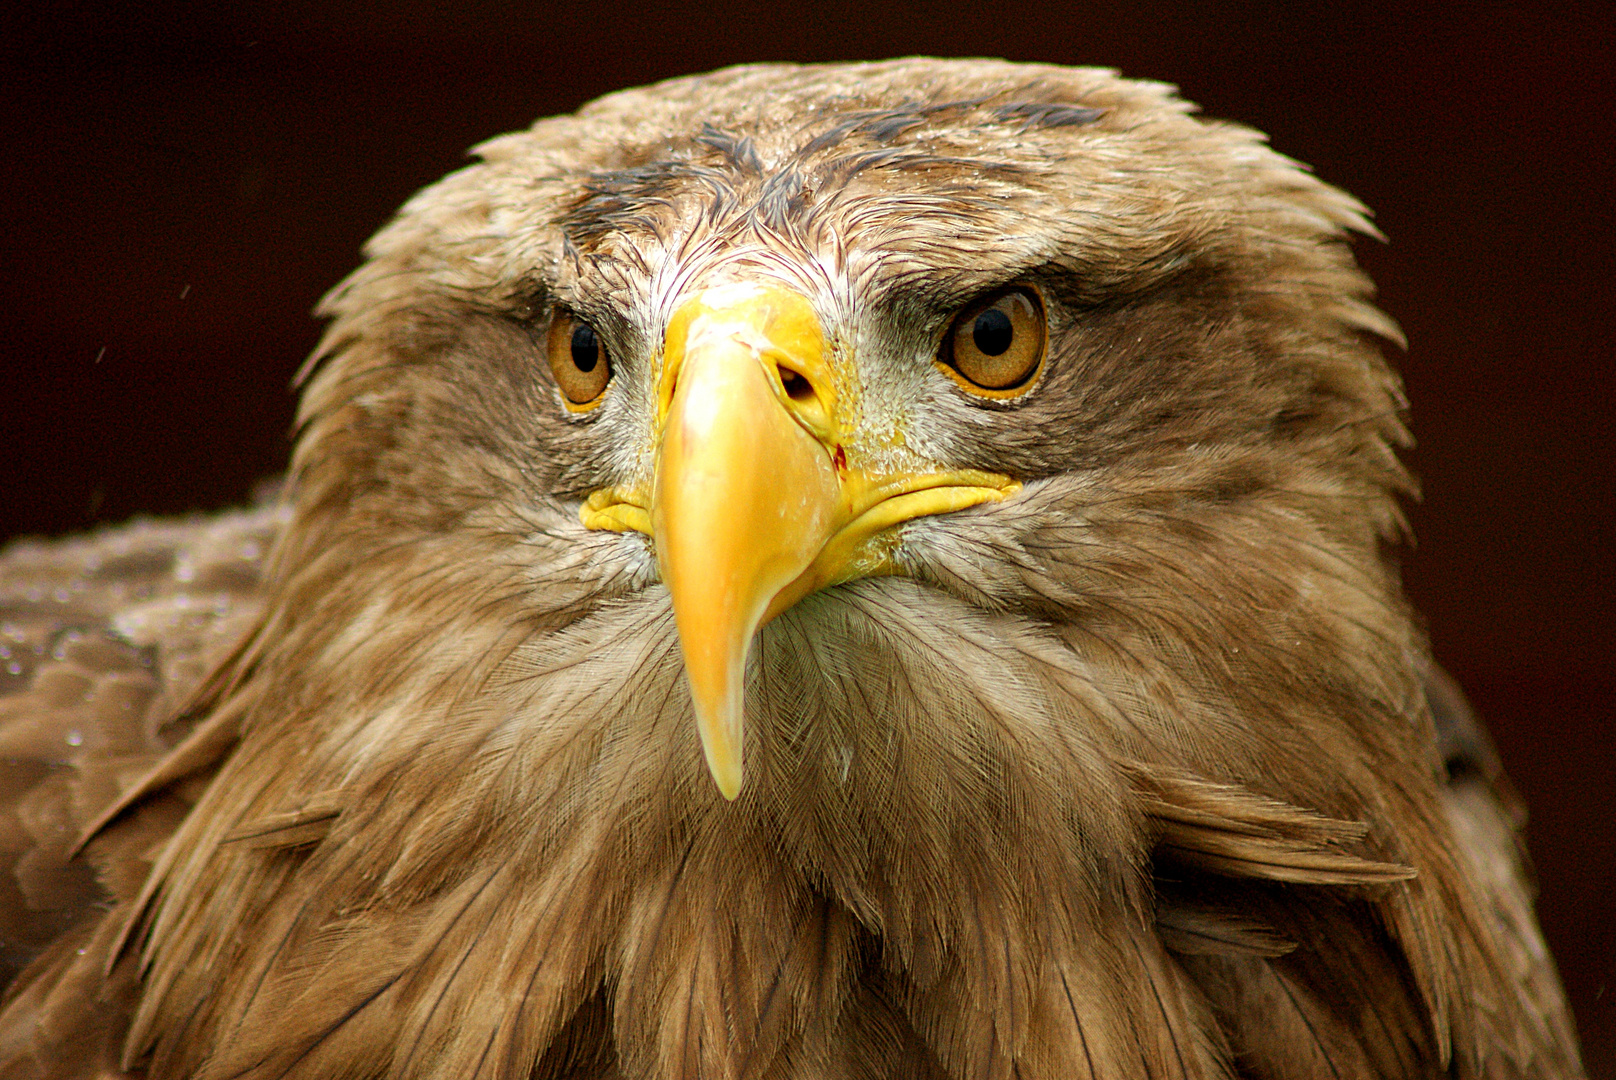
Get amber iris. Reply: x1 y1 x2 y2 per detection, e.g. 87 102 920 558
547 311 612 407
941 287 1045 394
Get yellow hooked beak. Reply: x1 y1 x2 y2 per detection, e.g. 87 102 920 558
582 284 1018 798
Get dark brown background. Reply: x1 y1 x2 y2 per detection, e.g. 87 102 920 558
1 0 1611 1072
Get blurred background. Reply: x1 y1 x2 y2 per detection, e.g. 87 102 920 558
1 0 1611 1071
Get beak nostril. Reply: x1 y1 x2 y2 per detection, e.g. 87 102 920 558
779 366 815 402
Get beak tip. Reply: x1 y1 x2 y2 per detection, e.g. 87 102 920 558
707 756 745 801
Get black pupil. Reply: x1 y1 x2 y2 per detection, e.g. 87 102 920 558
972 307 1014 356
570 324 600 372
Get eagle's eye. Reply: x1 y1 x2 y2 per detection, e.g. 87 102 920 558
546 309 612 410
938 286 1046 397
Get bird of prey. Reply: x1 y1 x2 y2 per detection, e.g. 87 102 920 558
0 59 1585 1080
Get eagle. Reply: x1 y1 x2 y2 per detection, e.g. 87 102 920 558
0 59 1585 1080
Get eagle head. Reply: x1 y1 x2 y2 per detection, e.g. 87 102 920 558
71 60 1578 1080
